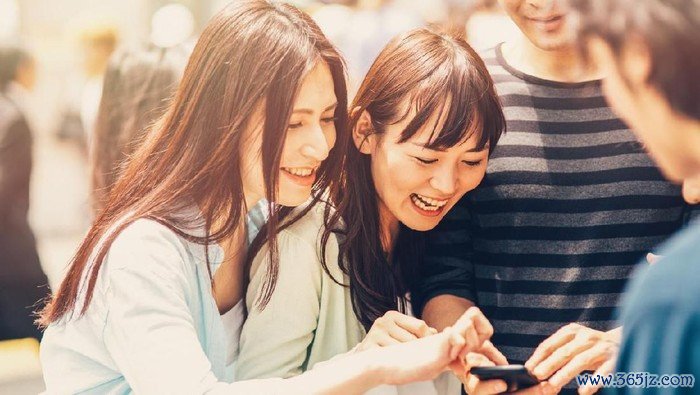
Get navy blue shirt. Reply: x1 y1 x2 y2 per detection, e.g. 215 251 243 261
611 220 700 394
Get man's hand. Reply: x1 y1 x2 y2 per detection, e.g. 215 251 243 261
577 354 617 395
646 253 662 265
525 323 620 392
511 383 558 395
682 178 700 204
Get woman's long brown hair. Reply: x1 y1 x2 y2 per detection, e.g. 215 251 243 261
39 0 347 326
321 28 505 331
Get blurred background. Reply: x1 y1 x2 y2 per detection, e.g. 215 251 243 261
0 0 518 392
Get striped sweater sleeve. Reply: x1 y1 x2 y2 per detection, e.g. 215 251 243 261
411 198 476 316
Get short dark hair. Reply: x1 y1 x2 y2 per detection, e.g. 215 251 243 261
0 44 32 91
570 0 700 121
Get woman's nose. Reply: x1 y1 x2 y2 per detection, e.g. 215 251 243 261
429 166 458 196
300 125 331 162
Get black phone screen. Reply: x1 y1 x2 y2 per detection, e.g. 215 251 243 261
470 365 540 393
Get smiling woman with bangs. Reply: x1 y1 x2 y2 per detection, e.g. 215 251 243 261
237 28 506 391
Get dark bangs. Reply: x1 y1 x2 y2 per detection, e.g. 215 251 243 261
396 61 493 153
368 28 505 155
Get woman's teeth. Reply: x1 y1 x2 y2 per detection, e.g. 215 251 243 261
282 167 314 177
411 193 448 211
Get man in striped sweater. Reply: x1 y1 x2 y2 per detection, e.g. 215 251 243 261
411 1 699 394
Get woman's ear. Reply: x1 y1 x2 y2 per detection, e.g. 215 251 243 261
352 107 374 154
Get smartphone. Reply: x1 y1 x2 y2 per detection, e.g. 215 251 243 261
470 365 540 393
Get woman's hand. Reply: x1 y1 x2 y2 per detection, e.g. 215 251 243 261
356 310 437 351
456 342 510 395
376 306 496 386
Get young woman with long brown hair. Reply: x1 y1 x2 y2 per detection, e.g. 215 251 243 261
38 2 496 393
238 28 506 393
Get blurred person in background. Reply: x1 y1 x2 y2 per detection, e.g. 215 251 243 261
411 0 700 394
79 24 119 148
90 45 188 215
55 23 118 154
311 0 425 86
0 44 47 341
463 0 521 51
1 44 36 118
570 1 700 394
441 0 479 35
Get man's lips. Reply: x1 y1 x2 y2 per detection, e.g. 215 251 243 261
527 15 564 22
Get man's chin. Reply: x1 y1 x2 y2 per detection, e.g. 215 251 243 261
524 31 576 52
533 38 575 51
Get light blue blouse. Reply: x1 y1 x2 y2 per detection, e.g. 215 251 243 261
40 203 272 394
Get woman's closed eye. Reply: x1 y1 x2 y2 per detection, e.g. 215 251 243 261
289 116 336 130
412 156 438 165
462 159 483 167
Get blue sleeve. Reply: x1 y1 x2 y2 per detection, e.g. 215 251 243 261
611 304 699 394
411 197 476 316
610 223 700 394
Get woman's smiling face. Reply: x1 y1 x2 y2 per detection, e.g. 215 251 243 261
354 100 490 231
240 62 338 207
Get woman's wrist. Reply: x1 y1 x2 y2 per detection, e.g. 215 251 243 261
348 347 389 389
287 347 386 394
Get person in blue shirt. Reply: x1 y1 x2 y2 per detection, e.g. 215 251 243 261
569 1 700 394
